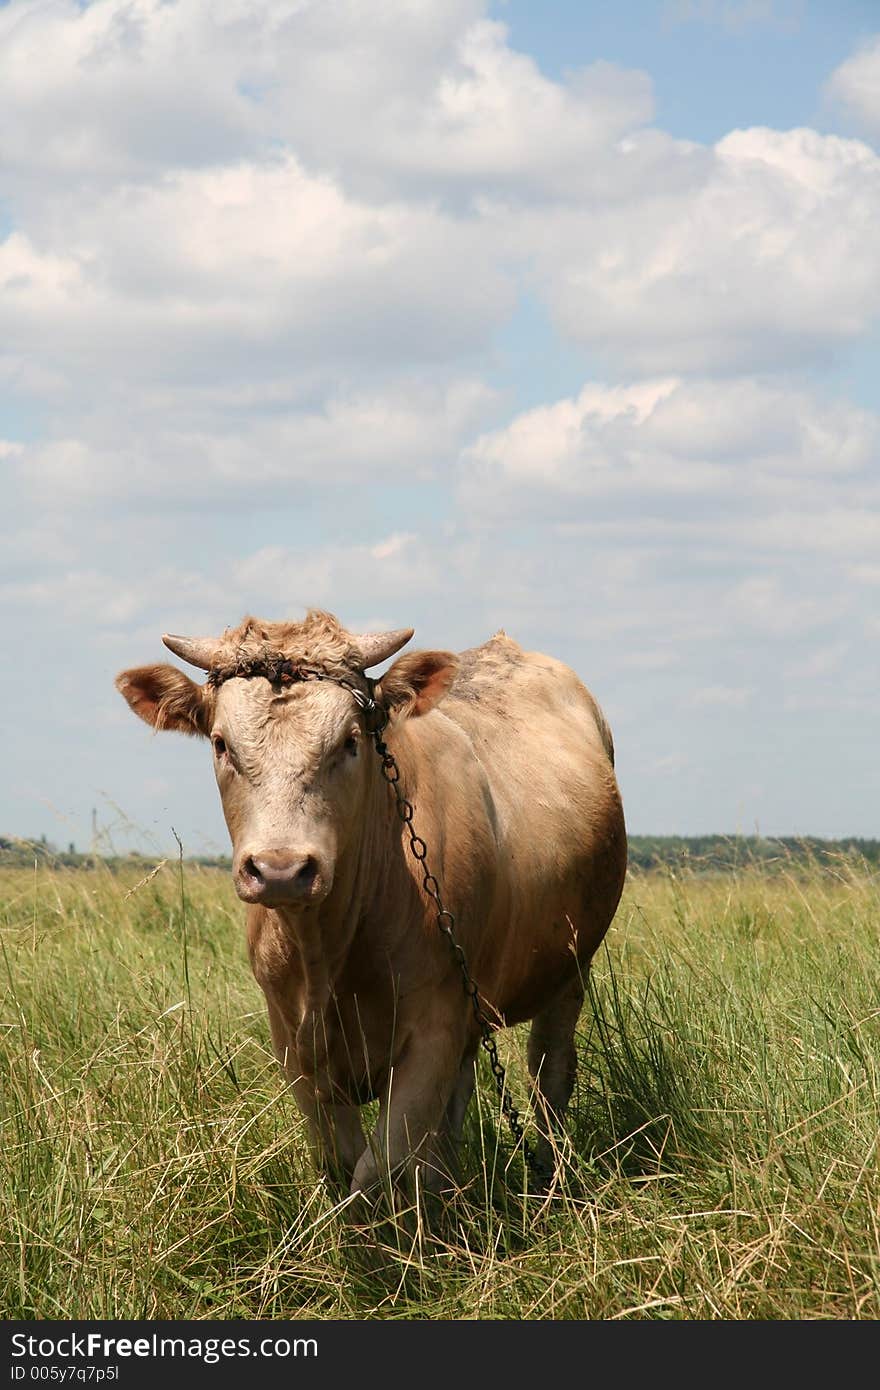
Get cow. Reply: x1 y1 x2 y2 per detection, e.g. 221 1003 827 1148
116 610 626 1197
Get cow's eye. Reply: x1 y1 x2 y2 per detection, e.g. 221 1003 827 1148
212 735 228 759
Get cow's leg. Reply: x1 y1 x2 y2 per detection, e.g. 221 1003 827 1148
350 1024 465 1197
527 975 585 1174
444 1053 478 1142
262 998 363 1189
423 1053 477 1193
312 1105 366 1191
290 1077 365 1190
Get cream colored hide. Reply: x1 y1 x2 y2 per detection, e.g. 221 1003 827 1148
116 611 626 1196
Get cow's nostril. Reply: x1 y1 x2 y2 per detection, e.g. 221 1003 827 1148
242 856 263 887
294 856 317 890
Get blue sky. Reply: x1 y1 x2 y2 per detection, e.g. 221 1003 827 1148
1 0 878 854
498 1 874 134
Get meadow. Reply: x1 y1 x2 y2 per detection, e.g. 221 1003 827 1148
1 851 878 1320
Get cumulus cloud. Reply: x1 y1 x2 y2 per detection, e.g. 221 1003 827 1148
521 127 880 373
10 377 497 513
1 0 879 843
459 376 879 521
726 573 843 636
825 36 880 137
849 563 880 586
785 641 849 680
0 2 651 204
689 685 755 708
0 0 264 181
5 4 877 395
233 532 445 613
0 564 227 628
1 158 513 392
306 28 655 202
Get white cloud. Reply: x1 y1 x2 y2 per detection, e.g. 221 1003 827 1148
310 26 654 201
1 1 878 844
232 534 444 613
650 751 692 774
0 0 473 186
826 36 880 137
785 641 849 680
11 377 497 510
0 518 81 574
745 508 880 557
848 563 880 585
689 684 755 708
0 3 650 204
1 158 513 389
0 351 69 398
726 573 842 636
460 376 879 517
523 127 880 373
370 533 417 561
0 566 227 628
2 6 877 402
0 0 262 181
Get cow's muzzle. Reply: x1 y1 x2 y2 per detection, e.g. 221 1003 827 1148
234 848 330 907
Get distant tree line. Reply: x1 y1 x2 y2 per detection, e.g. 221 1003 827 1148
2 832 877 874
625 834 880 872
0 836 231 871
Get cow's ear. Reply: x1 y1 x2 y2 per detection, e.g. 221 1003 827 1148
115 664 213 737
376 650 458 719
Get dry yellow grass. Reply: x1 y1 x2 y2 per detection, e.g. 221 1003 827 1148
1 851 878 1318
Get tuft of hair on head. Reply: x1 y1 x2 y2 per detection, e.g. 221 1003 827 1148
209 609 362 683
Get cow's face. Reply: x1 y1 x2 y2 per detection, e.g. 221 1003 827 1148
116 633 456 911
210 675 370 907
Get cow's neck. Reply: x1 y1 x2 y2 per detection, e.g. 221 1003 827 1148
269 732 413 1007
259 737 416 1093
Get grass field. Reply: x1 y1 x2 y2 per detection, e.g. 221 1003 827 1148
1 852 878 1320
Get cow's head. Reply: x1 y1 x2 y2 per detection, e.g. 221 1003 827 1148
116 611 457 910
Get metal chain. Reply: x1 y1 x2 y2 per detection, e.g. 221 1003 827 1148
209 657 540 1177
354 687 540 1178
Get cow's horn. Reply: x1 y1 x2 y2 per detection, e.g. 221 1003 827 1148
162 634 221 671
354 628 414 669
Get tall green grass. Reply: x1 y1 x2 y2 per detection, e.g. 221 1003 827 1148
1 853 877 1319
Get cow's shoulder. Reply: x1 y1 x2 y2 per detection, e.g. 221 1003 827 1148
448 630 536 699
444 631 614 765
449 631 578 708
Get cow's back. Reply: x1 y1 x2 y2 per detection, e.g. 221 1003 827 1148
416 632 626 1023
